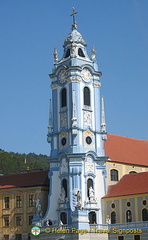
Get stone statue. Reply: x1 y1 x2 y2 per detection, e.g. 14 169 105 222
59 220 63 229
59 187 66 201
45 218 49 226
75 190 82 208
91 46 96 60
59 220 63 226
76 191 81 203
89 186 95 201
106 216 111 224
53 48 58 62
35 198 42 213
71 42 76 56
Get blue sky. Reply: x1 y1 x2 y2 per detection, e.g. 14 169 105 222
0 0 148 155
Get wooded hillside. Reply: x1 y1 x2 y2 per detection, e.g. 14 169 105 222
0 149 49 174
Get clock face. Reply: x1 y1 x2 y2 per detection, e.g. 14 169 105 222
59 70 67 83
81 69 92 82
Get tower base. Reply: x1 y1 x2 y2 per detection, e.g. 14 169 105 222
71 208 89 230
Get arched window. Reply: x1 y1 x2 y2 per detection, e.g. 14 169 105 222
142 208 148 221
60 212 67 224
110 169 118 181
129 171 137 174
87 178 93 198
126 210 132 222
111 211 116 224
61 88 67 107
62 179 67 198
84 87 90 106
65 49 70 58
78 48 85 57
89 211 96 224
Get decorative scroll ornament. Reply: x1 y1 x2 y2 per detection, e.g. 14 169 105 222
59 69 68 83
61 157 68 173
60 112 67 128
50 162 60 168
84 111 91 125
68 76 81 83
86 157 94 173
93 81 101 88
50 83 58 90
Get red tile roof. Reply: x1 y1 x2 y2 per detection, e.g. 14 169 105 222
0 170 49 189
104 134 148 166
103 171 148 198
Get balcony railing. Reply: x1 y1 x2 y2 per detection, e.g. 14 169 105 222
108 221 148 229
36 221 148 234
90 224 108 230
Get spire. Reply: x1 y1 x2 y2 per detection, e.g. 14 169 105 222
63 7 86 52
70 7 78 30
101 96 107 139
47 99 52 143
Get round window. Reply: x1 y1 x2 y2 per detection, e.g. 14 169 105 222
86 136 92 145
127 202 131 207
61 137 67 146
143 200 147 206
111 203 115 208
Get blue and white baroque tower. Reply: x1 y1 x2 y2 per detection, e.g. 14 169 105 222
46 10 107 230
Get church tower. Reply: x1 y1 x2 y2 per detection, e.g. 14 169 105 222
33 9 107 235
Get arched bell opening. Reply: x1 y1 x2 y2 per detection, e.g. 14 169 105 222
60 212 67 224
89 211 96 224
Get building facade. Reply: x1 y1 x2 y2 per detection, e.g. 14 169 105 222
0 170 49 240
102 172 148 240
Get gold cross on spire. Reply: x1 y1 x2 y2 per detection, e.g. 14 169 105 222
70 7 78 30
